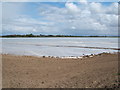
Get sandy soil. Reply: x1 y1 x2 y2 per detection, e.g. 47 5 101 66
1 53 119 88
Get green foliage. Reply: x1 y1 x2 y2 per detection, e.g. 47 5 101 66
1 34 120 38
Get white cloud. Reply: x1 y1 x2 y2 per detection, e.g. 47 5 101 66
2 3 25 20
65 2 80 13
2 1 119 36
2 0 30 2
89 2 104 13
0 3 1 20
1 0 119 2
79 0 88 5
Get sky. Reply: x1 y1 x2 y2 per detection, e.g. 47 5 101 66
1 0 119 36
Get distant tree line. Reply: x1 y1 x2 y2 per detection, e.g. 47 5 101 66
0 33 119 38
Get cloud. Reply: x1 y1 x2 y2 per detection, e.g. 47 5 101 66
0 3 1 20
2 1 118 36
1 0 119 2
65 2 80 13
2 2 25 20
45 1 118 36
79 0 88 5
2 0 30 2
89 2 103 13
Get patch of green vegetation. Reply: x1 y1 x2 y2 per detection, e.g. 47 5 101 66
1 34 120 38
